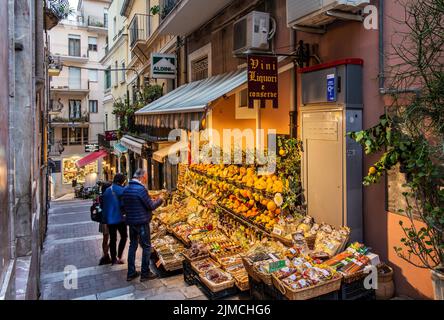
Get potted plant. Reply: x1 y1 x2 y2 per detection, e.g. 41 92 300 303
350 0 444 300
45 0 73 30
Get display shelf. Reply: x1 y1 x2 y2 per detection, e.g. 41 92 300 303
185 186 272 238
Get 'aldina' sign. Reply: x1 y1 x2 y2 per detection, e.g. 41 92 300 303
151 53 177 79
248 55 279 109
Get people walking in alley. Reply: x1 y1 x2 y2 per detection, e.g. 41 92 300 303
121 169 164 282
98 182 112 265
103 173 128 265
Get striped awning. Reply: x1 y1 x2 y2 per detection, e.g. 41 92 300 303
76 150 107 168
135 69 247 131
120 135 145 155
113 143 128 156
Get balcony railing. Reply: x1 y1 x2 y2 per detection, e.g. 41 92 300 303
128 14 153 48
51 114 90 123
87 15 107 28
160 0 182 21
98 134 111 149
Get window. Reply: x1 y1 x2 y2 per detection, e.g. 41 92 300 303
69 128 82 145
88 37 97 51
83 128 89 145
89 100 98 113
105 113 108 131
113 16 117 36
114 61 119 86
88 69 98 82
68 34 81 57
69 100 82 120
121 61 126 83
62 128 68 145
105 67 111 90
239 89 248 107
104 9 108 28
191 56 208 81
235 88 256 120
69 67 81 89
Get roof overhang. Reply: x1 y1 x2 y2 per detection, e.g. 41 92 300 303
158 0 233 36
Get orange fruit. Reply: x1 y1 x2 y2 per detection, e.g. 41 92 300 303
369 167 377 175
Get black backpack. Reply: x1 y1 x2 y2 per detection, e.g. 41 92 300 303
90 196 103 223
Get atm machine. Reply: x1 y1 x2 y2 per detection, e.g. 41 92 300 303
299 59 363 242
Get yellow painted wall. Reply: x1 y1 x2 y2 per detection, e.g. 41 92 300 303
209 69 292 150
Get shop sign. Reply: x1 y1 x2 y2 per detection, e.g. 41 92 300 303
247 55 278 109
85 144 99 153
105 130 119 141
151 53 176 79
327 74 336 102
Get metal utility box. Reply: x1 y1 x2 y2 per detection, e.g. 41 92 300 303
299 59 363 242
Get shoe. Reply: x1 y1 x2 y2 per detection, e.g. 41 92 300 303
140 272 158 282
127 271 141 282
112 259 125 265
99 255 112 266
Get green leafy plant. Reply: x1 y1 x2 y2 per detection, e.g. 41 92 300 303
276 137 304 214
46 0 73 20
150 5 160 16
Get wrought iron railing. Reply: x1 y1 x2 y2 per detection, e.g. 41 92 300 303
128 14 153 48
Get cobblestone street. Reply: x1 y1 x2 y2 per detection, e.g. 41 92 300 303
40 199 212 300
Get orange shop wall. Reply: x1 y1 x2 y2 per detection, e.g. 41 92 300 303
209 69 292 148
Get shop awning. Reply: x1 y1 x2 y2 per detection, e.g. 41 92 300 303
153 142 188 163
76 150 107 168
135 69 247 130
120 135 145 155
113 143 128 156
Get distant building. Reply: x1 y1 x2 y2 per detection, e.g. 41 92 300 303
48 0 111 198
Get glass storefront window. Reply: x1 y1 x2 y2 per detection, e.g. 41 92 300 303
62 157 98 184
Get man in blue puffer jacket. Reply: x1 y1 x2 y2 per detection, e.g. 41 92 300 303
121 169 164 282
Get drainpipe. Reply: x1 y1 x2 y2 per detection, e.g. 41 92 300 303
290 29 298 138
378 0 385 93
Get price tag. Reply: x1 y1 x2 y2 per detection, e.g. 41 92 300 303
155 260 162 268
269 260 286 273
272 226 284 236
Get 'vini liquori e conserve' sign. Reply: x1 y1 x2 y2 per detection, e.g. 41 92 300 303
248 55 278 109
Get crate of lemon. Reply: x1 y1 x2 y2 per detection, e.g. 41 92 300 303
189 164 290 234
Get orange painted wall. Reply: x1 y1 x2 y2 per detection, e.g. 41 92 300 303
260 69 291 137
210 69 292 148
387 212 434 299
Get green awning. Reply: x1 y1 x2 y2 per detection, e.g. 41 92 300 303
113 143 128 156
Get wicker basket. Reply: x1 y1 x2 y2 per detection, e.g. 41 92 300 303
200 272 235 293
234 276 250 292
342 270 367 284
271 234 294 247
272 274 342 300
191 258 220 275
241 256 262 282
182 251 209 262
254 265 274 286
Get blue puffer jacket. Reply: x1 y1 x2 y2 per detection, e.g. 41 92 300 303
102 184 125 225
121 181 163 225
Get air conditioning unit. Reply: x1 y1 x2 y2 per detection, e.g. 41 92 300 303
233 11 270 55
287 0 369 28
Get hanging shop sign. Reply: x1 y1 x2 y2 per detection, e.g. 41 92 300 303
247 55 278 108
105 130 119 141
85 144 100 153
151 53 177 79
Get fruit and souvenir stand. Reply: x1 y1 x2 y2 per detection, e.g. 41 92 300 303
149 139 382 300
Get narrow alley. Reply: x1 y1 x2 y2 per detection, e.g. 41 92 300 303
40 199 210 300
